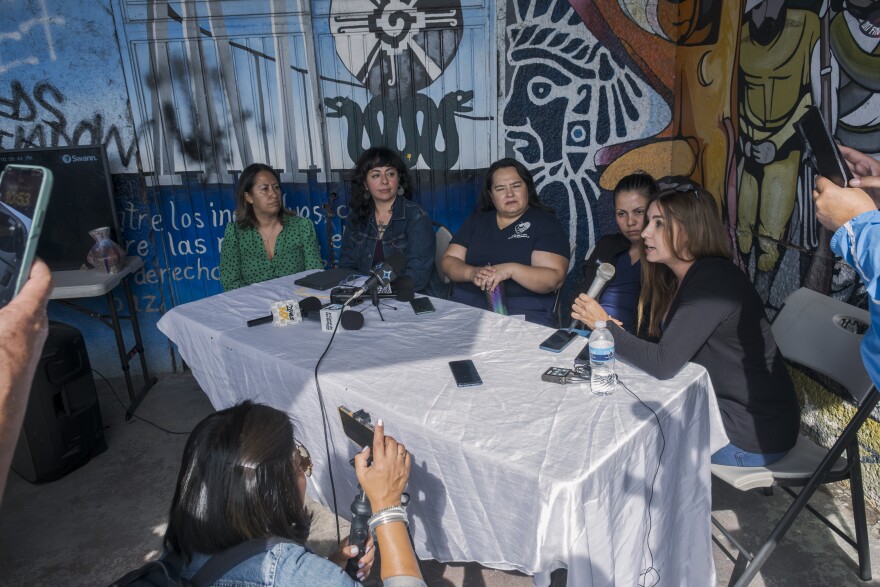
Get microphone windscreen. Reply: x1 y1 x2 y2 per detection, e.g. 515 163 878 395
340 310 364 330
393 275 415 301
386 251 406 274
596 262 616 282
299 296 323 316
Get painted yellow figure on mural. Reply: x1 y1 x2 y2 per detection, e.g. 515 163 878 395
598 0 740 220
737 0 819 272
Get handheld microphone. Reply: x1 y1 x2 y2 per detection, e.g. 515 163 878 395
246 296 323 327
569 262 616 330
344 252 406 307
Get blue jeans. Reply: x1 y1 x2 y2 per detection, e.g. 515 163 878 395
711 443 788 467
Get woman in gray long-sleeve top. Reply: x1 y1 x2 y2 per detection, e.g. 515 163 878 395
572 185 800 467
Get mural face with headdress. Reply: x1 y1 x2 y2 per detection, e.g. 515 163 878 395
500 0 668 261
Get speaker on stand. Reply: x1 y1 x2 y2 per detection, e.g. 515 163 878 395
11 321 107 483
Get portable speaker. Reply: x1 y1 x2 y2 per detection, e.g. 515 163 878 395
11 321 107 483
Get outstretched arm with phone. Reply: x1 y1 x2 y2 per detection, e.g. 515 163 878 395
354 420 425 585
0 259 53 503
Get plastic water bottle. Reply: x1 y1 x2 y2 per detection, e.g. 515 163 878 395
589 320 616 395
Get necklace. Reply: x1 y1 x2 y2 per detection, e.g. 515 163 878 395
258 221 282 258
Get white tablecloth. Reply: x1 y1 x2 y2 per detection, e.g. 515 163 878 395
157 272 728 586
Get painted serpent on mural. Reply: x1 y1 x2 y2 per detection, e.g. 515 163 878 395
324 90 474 169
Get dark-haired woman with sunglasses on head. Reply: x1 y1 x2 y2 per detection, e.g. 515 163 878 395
163 401 426 586
571 185 800 467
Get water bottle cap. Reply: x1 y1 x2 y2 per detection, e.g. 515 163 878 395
595 320 607 328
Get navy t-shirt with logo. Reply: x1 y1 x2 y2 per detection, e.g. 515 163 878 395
450 206 570 326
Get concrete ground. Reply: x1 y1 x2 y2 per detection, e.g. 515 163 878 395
1 372 879 586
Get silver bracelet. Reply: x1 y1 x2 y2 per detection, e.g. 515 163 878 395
368 506 409 538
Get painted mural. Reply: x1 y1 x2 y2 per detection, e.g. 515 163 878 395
500 0 670 274
4 1 880 492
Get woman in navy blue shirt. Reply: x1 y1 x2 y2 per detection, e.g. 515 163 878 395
339 147 436 293
441 159 569 326
574 172 658 333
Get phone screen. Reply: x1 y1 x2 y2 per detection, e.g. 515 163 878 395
449 360 482 387
796 107 854 188
338 406 375 448
539 329 578 353
0 165 51 307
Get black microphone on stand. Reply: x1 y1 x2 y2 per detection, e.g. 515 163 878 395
569 262 616 330
344 252 406 307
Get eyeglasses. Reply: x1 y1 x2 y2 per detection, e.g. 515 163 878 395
673 183 701 200
295 442 312 478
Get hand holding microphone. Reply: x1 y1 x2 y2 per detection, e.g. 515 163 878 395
569 262 615 330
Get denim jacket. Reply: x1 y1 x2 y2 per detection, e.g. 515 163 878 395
339 196 437 294
179 541 427 587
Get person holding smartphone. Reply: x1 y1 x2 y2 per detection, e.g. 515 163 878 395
0 259 53 503
162 401 425 586
813 146 880 389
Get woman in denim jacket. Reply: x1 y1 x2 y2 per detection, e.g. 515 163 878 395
339 148 437 294
165 401 426 586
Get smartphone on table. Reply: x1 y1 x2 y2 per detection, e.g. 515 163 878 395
0 164 53 308
410 296 435 314
449 359 482 387
539 329 578 353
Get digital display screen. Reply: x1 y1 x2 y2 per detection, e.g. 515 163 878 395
1 166 44 220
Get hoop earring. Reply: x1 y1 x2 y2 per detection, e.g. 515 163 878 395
397 186 404 196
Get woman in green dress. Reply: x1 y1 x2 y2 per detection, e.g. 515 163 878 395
220 164 323 291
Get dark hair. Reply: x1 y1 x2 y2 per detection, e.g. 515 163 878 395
613 172 659 204
163 401 312 561
637 184 731 337
234 164 291 229
349 147 412 224
478 158 552 213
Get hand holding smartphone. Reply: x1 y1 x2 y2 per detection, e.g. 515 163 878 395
795 107 854 188
0 164 53 308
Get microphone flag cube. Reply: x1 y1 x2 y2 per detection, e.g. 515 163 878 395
320 303 344 331
271 299 303 326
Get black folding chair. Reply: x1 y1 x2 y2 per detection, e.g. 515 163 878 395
711 287 876 585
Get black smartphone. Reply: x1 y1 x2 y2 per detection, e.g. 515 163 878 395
795 106 854 188
539 329 578 353
338 406 375 449
449 359 482 387
410 296 435 314
574 343 591 368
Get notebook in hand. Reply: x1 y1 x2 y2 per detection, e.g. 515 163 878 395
294 268 358 290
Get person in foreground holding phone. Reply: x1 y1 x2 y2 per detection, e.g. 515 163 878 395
220 164 323 291
571 186 800 467
441 158 569 326
572 172 658 334
813 146 880 389
164 401 425 586
0 259 53 503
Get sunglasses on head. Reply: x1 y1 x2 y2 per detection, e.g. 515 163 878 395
295 442 312 478
672 183 701 200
